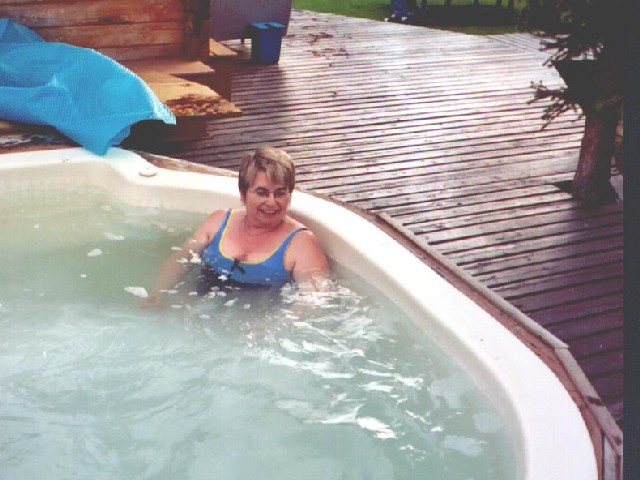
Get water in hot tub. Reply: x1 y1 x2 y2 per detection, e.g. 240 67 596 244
0 188 516 479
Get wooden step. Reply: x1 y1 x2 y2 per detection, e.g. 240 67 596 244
122 58 218 86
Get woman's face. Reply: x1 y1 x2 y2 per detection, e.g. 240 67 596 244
242 171 291 227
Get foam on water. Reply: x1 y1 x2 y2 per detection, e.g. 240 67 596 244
0 188 516 480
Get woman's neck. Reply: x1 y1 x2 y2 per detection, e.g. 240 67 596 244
242 214 284 237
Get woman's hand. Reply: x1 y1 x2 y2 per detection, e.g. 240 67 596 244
143 211 223 308
138 292 166 309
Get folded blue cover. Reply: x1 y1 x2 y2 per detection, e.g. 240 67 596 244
0 19 176 154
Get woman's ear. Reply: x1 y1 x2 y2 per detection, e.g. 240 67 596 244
240 192 246 205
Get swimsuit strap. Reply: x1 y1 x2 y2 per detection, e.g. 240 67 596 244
277 227 307 255
211 208 233 255
240 226 306 282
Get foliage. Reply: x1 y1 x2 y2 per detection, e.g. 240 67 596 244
522 0 624 124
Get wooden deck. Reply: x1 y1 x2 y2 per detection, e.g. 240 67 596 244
138 10 624 428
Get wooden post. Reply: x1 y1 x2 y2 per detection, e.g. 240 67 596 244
555 59 621 206
572 107 619 206
209 39 238 100
182 0 210 61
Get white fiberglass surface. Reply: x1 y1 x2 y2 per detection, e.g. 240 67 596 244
0 148 597 480
0 188 515 479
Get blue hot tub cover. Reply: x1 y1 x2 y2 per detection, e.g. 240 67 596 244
0 19 176 154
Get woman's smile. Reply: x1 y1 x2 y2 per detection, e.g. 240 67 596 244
260 210 279 217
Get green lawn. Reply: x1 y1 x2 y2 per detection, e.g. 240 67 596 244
292 0 530 33
292 0 390 21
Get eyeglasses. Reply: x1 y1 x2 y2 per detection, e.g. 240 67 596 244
250 187 290 199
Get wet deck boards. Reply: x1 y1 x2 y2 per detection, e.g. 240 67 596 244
109 10 624 426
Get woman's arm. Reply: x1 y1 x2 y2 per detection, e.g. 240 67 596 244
142 210 225 306
288 229 331 290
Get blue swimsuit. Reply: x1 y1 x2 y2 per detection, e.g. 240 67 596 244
198 209 305 292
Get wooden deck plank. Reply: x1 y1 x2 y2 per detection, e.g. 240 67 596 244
570 329 623 360
591 373 623 407
580 350 624 381
120 10 629 429
476 249 623 288
432 211 622 254
552 312 624 344
416 202 621 236
503 279 622 316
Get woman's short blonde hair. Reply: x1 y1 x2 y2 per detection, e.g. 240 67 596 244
238 147 295 195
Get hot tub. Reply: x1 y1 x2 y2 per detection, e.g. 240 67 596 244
0 147 597 479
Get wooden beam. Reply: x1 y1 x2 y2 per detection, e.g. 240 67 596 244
182 0 211 61
0 0 183 28
99 45 183 62
34 22 184 49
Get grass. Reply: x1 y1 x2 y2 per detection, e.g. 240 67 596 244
292 0 390 21
292 0 531 34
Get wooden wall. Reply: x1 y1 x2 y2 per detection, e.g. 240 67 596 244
0 0 210 61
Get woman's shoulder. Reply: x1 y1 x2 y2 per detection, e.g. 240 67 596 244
192 209 232 243
284 215 307 231
203 209 230 227
286 219 322 248
285 223 330 278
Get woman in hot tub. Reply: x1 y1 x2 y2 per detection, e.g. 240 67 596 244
144 147 330 305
